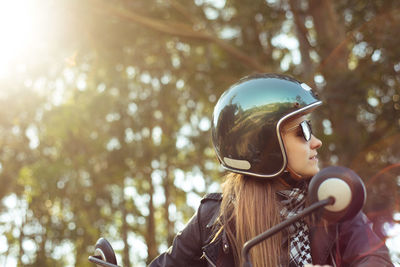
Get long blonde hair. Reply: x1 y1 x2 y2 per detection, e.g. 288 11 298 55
219 172 286 267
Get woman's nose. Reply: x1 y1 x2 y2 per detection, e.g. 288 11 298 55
310 134 322 149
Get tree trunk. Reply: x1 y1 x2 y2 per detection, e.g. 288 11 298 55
307 0 357 164
289 0 315 82
146 169 157 264
121 194 130 267
163 165 175 246
17 222 25 267
308 0 349 77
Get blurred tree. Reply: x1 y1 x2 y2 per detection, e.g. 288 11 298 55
0 0 399 266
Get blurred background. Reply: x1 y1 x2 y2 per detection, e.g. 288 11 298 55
0 0 399 266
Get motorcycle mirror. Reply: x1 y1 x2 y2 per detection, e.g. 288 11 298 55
308 166 366 222
88 238 119 267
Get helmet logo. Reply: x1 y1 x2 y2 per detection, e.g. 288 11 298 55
223 157 251 170
300 83 312 91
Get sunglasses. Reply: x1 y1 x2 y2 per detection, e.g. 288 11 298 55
284 120 313 141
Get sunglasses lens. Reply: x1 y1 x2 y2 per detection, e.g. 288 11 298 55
301 121 312 141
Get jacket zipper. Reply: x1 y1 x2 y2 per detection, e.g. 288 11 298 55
202 251 217 267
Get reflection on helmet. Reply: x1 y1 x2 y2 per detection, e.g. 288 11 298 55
211 73 322 178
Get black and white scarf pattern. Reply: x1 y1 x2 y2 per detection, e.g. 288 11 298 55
277 185 312 267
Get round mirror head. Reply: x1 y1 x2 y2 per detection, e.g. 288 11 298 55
308 166 366 222
94 238 117 265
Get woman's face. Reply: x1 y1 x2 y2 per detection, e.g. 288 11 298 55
281 115 322 179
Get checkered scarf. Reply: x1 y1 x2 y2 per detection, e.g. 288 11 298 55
277 185 312 267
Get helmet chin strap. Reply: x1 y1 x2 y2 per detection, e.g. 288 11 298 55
285 165 303 180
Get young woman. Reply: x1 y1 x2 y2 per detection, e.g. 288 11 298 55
149 74 393 267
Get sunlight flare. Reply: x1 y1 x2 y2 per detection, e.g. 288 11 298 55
0 0 45 77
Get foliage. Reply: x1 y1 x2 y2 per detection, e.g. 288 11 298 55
0 0 399 266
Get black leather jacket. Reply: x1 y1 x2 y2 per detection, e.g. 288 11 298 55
149 193 393 267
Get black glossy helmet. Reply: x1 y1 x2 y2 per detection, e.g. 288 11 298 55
211 73 322 178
